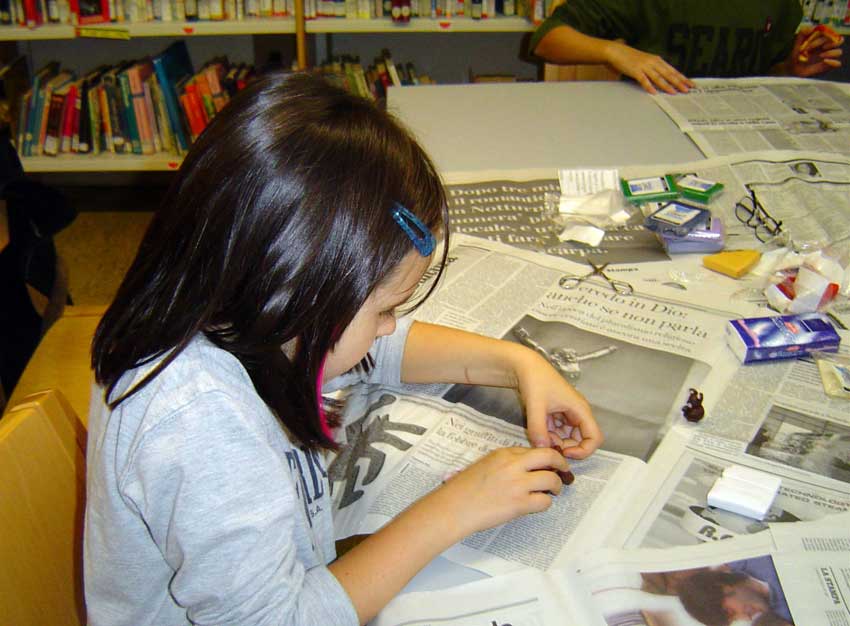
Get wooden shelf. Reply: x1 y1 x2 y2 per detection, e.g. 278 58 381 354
21 153 183 172
0 24 76 40
305 16 533 33
0 18 296 41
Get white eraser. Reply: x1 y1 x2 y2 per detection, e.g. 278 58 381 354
707 468 781 520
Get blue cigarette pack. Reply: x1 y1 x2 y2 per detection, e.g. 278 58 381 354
726 313 841 364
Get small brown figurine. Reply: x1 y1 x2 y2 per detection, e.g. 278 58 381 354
682 388 705 422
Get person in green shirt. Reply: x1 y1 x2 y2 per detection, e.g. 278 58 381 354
530 0 844 94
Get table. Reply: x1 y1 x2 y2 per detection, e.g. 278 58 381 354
387 81 704 173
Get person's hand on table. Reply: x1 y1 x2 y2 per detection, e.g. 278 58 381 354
604 41 696 95
515 350 603 459
786 26 844 77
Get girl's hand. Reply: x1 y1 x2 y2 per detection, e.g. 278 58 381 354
514 349 603 459
787 26 843 77
604 41 695 95
437 446 570 535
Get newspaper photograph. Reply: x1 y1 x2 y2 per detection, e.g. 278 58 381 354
371 517 850 626
651 77 850 158
586 554 795 626
412 235 742 462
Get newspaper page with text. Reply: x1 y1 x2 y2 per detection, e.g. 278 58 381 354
330 389 645 576
651 77 850 158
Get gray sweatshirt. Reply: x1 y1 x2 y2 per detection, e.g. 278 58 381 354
84 318 413 626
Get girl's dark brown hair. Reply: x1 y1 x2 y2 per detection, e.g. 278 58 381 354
91 71 449 450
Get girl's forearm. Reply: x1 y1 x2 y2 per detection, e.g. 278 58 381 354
328 487 465 625
400 321 537 388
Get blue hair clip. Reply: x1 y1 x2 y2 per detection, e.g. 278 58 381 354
391 203 436 256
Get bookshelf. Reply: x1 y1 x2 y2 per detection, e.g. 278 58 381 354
4 0 537 172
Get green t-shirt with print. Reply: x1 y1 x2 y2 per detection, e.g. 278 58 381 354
530 0 802 77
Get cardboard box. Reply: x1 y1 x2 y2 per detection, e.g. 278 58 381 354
726 312 840 364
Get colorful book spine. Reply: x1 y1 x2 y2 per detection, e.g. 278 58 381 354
97 81 114 152
117 69 142 154
59 81 78 152
127 64 155 154
101 72 127 153
42 86 66 155
142 79 161 153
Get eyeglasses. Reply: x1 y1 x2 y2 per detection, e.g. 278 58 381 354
734 190 784 243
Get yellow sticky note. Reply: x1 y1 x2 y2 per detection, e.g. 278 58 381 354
703 250 761 278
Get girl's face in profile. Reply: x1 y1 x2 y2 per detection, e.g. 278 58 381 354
322 250 431 381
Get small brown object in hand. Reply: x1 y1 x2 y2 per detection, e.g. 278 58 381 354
550 444 576 485
556 468 576 485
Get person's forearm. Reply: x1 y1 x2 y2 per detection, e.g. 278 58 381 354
328 487 466 625
400 321 536 388
533 24 617 65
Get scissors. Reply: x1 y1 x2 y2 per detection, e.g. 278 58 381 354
559 260 634 295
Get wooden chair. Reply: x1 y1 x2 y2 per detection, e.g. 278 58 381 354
0 389 87 625
5 304 105 426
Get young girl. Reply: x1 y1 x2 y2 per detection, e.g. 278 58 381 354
85 71 602 626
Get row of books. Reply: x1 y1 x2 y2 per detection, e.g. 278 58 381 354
0 0 296 28
0 0 534 28
308 0 529 20
316 49 433 100
14 40 255 158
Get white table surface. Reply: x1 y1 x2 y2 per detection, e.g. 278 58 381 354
387 81 705 173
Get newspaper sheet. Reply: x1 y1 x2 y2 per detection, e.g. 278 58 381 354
692 333 850 484
616 150 850 253
372 515 850 626
606 427 850 551
330 389 645 575
651 77 850 158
